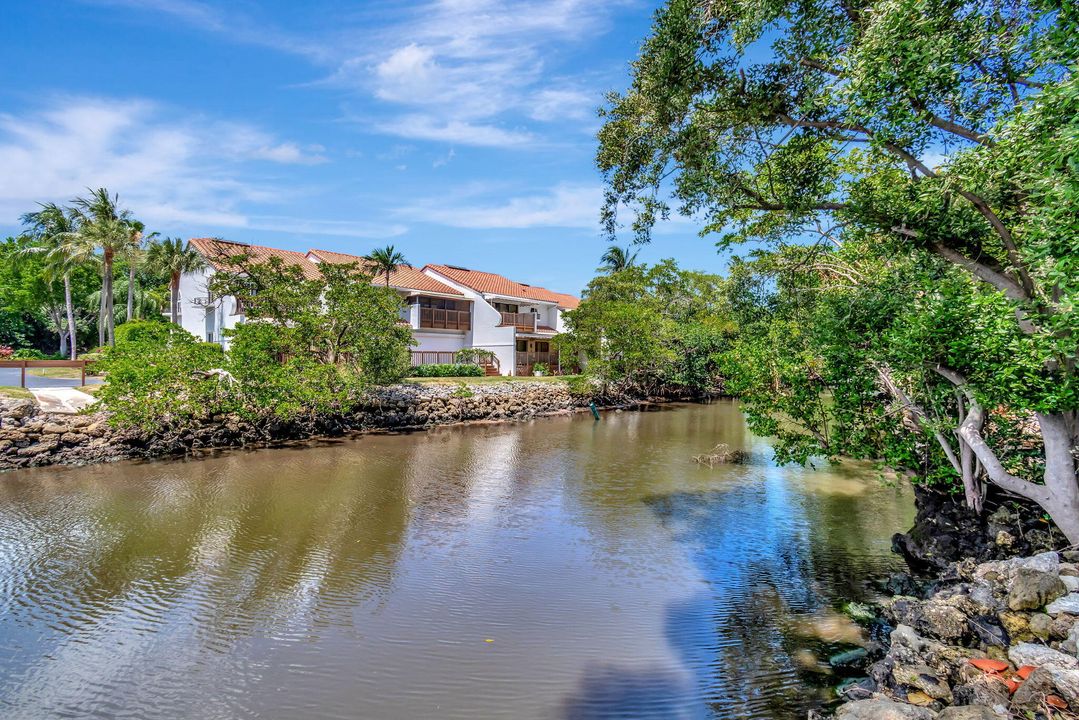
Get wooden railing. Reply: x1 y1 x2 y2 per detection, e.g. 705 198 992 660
419 308 471 330
0 359 93 387
499 311 538 331
410 351 457 366
515 351 560 374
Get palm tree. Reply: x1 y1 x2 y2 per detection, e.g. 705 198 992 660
122 221 153 322
68 188 135 346
146 237 205 324
365 245 407 286
20 203 82 359
597 245 639 274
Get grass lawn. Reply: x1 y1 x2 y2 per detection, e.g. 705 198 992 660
0 387 33 400
406 375 581 386
23 367 85 379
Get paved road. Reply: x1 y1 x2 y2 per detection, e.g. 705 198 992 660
0 368 103 389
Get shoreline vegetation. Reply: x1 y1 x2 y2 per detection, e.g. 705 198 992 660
0 382 703 472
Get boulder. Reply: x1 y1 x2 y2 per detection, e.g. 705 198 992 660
1008 569 1067 610
835 699 937 720
1029 612 1053 640
1008 641 1079 669
1063 576 1079 592
1046 594 1079 616
936 707 1004 720
952 675 1011 710
2 400 35 420
997 612 1032 642
893 664 953 702
974 552 1059 585
41 422 70 435
968 615 1009 648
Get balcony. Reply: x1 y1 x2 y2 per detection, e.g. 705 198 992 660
516 351 560 375
499 311 539 332
419 307 471 331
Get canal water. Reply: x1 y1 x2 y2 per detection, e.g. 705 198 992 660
0 401 913 719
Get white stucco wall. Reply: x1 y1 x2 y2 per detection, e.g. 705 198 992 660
177 267 243 349
411 332 467 353
423 269 517 374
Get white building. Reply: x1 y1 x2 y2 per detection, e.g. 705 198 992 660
176 239 580 376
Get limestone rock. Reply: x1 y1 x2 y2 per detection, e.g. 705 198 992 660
41 422 69 435
1046 594 1079 616
1063 575 1079 592
835 699 937 720
997 611 1032 642
975 552 1059 585
937 707 1004 720
1030 612 1053 640
1008 641 1079 669
1008 569 1067 610
893 664 953 702
952 675 1011 710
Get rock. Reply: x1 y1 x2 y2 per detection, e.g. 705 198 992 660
1030 612 1053 640
967 584 1002 616
997 611 1032 642
16 439 57 456
1012 666 1058 709
41 422 69 435
838 677 877 702
893 664 953 702
1009 641 1079 669
831 648 870 673
1051 613 1076 641
968 615 1009 648
1008 569 1067 610
886 598 969 642
975 552 1060 585
1046 594 1079 616
1063 576 1079 592
835 699 937 720
1062 623 1079 654
952 675 1012 709
937 707 1003 720
2 400 34 419
60 432 88 445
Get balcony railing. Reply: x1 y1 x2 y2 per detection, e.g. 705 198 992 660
516 351 560 374
419 308 471 330
499 311 538 331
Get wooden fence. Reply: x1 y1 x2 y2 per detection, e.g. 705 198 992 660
0 359 93 387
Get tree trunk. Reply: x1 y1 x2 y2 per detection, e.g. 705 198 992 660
127 264 136 321
58 328 68 358
64 273 76 360
98 266 106 348
171 272 180 325
104 250 115 346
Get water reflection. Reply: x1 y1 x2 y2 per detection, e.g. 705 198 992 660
0 401 912 719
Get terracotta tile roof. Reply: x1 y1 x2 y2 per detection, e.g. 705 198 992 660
188 238 322 280
425 264 579 308
307 249 463 296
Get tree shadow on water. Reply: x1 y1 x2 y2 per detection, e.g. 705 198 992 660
559 663 709 720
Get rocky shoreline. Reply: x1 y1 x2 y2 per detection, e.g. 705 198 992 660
828 550 1079 719
0 382 675 471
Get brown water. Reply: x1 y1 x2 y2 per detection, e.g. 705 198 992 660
0 401 913 719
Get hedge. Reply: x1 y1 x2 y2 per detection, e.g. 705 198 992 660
409 363 484 377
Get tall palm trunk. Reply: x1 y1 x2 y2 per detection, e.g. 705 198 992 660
127 264 136 321
64 274 76 360
104 249 115 346
170 272 180 324
98 266 106 348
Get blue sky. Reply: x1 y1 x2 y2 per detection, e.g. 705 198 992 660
0 0 724 295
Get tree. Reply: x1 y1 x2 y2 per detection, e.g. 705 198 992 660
597 245 639 274
67 188 137 347
146 237 205 324
559 259 734 395
20 203 81 358
598 0 1079 539
122 221 152 322
365 245 407 286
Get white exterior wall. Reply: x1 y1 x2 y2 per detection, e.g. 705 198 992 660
411 332 467 353
177 267 243 349
423 269 516 375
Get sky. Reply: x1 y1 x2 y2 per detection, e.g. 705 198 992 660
0 0 726 296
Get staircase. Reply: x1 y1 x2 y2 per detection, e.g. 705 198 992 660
482 363 500 377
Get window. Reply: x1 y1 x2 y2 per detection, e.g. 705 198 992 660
516 339 528 352
417 296 467 311
494 302 519 313
536 341 550 353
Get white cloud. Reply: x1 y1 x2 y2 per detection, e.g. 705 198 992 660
0 96 400 239
529 88 596 122
400 183 603 229
376 115 532 147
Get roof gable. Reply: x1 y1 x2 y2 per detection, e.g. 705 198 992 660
188 238 322 280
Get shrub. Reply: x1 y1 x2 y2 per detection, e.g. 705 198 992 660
115 320 184 346
410 363 484 377
11 348 48 359
454 348 496 365
0 345 12 359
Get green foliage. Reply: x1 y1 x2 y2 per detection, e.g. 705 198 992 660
532 362 550 374
95 325 228 428
559 259 735 394
114 319 173 346
450 382 475 398
409 363 484 378
454 347 496 365
10 348 52 360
